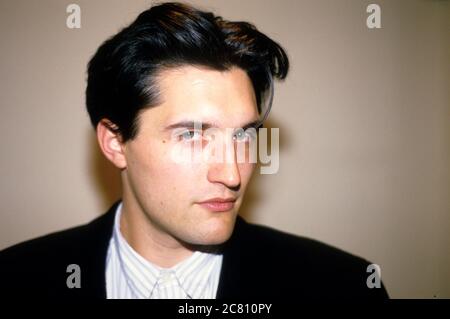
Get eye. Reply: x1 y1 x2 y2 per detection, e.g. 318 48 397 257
233 128 254 142
178 129 201 141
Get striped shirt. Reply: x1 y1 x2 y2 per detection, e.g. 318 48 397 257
105 202 223 299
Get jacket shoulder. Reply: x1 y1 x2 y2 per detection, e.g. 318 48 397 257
231 218 389 299
0 206 117 299
245 221 368 265
0 203 117 263
0 223 90 264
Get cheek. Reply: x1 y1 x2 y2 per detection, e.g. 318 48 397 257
127 143 173 188
145 148 202 194
239 163 256 185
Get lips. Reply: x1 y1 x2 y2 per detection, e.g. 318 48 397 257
197 197 236 212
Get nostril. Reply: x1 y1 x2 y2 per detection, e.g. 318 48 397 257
228 184 240 192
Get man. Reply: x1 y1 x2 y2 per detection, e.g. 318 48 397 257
0 2 388 299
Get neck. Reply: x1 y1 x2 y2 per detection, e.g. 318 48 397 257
119 200 194 269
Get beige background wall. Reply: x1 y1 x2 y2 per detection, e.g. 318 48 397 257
0 0 448 298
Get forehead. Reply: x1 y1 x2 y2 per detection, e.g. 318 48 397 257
145 65 259 129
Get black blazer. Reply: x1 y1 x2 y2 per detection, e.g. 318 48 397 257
0 200 388 299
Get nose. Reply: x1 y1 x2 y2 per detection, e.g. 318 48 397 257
206 143 241 190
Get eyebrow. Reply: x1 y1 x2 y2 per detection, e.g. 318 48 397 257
164 119 263 131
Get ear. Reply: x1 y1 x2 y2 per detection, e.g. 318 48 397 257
96 119 127 169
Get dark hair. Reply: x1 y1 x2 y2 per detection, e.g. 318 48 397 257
86 2 289 142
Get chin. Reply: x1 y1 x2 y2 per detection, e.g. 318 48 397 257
188 216 236 246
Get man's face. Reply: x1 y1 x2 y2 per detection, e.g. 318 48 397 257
121 65 259 246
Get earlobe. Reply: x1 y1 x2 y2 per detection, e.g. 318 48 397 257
96 119 127 169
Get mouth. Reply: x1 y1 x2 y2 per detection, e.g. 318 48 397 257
197 197 236 212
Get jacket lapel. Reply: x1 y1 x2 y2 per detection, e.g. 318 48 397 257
215 216 247 298
79 200 119 298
